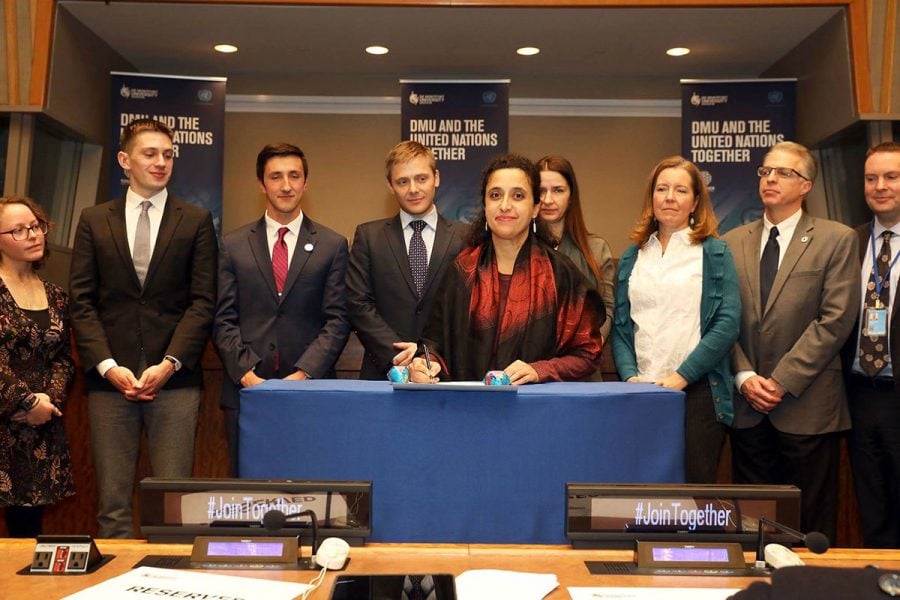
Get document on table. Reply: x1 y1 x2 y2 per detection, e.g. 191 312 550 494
456 569 559 600
569 587 740 600
62 566 311 600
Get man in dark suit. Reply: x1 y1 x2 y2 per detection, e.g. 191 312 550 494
70 118 217 538
843 142 900 548
347 141 466 379
723 141 859 542
213 143 350 475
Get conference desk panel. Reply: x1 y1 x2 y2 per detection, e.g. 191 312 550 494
240 381 684 544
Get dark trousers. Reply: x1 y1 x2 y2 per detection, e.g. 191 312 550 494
684 381 726 483
730 418 841 543
4 505 44 538
848 375 900 548
223 405 239 478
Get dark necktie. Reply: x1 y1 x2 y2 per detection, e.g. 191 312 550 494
409 220 428 297
272 226 289 295
133 200 152 286
759 226 780 310
859 231 893 376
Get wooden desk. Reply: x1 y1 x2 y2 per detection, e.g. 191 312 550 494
4 539 900 598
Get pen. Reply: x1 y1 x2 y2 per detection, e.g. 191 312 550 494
422 344 434 382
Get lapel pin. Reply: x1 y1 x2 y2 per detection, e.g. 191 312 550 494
304 243 314 252
800 236 809 243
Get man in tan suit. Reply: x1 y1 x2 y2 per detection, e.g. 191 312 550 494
723 141 859 542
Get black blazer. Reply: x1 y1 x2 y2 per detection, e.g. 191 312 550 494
69 196 218 391
346 213 466 380
213 215 350 409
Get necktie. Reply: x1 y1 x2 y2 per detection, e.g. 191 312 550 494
409 220 428 297
859 231 893 376
272 226 289 295
759 226 780 310
133 200 152 286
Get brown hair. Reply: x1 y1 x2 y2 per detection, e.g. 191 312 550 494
0 196 52 269
256 143 308 180
629 156 719 248
867 141 900 157
120 118 174 153
385 141 437 180
536 155 601 285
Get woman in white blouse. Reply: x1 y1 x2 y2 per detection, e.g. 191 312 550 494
611 156 741 483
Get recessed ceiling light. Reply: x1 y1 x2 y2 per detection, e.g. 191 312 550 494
366 46 389 55
666 47 690 57
517 47 540 56
214 44 238 54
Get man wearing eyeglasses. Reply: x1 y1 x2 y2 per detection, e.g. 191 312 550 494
842 142 900 548
723 141 859 543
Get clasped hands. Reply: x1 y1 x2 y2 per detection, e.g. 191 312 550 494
106 359 177 401
391 342 539 385
739 375 785 414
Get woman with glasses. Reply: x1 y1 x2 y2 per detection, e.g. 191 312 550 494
611 157 741 483
0 196 74 537
536 156 615 356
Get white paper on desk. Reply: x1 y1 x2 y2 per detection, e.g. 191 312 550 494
568 586 740 600
62 566 311 600
456 569 558 600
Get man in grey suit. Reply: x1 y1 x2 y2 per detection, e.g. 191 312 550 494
843 142 900 548
723 141 859 542
347 141 466 379
70 118 218 537
213 143 350 475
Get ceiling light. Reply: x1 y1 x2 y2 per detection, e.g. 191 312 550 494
214 44 238 54
517 47 540 56
666 47 690 57
366 46 389 55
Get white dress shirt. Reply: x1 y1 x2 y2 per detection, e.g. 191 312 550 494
735 207 804 391
629 228 703 381
265 210 304 269
400 205 438 263
852 220 900 378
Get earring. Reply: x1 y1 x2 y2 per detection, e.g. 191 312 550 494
484 221 488 232
689 212 696 228
532 218 537 233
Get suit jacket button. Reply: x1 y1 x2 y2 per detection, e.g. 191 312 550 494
268 343 276 351
711 380 718 386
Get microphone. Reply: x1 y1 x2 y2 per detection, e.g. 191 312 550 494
262 508 320 569
755 517 829 568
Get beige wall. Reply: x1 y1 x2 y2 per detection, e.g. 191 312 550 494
223 113 679 256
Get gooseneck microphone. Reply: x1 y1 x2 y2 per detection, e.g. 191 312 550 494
263 508 320 569
755 516 829 567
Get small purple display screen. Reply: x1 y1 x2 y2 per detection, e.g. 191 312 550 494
651 546 730 562
206 541 284 557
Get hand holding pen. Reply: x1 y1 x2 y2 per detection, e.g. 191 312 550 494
410 344 441 384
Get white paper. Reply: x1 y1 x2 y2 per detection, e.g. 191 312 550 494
456 569 559 600
568 587 740 600
63 565 311 600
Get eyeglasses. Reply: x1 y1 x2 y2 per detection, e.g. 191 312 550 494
757 166 809 181
1 222 49 241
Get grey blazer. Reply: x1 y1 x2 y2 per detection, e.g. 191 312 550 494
723 212 860 435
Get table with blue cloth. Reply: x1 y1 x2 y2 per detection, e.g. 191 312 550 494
240 380 684 544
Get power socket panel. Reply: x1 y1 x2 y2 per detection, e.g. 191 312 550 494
30 536 103 574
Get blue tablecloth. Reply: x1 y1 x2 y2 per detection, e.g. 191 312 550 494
240 380 684 544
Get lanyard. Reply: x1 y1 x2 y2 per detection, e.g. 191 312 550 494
869 220 900 298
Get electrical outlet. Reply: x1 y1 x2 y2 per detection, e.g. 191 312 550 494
68 551 89 571
31 551 52 570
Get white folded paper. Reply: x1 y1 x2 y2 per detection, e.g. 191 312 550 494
456 569 559 600
568 586 741 600
63 565 311 600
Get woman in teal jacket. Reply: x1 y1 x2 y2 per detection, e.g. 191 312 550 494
612 156 741 483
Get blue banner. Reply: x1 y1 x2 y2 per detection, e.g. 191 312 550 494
110 72 226 234
681 79 796 233
401 80 509 223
